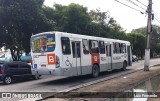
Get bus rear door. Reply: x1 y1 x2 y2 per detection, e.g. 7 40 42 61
71 41 82 76
105 43 112 70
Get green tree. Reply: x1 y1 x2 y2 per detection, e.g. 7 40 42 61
88 9 126 39
89 9 110 25
131 25 160 58
131 27 146 35
0 0 55 60
126 33 145 58
52 3 91 35
51 4 125 38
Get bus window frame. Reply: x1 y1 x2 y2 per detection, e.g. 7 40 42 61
89 40 99 54
61 37 71 55
99 41 105 54
82 39 89 55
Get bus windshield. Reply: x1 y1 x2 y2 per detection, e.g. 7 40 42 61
31 34 55 53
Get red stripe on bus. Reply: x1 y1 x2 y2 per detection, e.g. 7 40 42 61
91 53 100 64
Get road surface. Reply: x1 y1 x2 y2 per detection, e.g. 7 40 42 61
0 58 159 100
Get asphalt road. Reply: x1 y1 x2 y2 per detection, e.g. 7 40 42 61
0 58 160 100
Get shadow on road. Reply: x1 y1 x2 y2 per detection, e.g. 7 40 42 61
39 69 131 86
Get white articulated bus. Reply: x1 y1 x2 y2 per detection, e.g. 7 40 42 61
31 31 132 77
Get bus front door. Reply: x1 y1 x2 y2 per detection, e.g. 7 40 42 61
127 46 132 66
71 41 82 76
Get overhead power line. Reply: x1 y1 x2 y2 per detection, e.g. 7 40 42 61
125 0 146 11
135 0 147 7
152 12 160 24
154 12 160 19
153 11 160 18
154 17 160 24
115 0 145 14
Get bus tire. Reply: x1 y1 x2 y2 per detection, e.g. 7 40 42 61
92 64 99 78
122 61 127 71
33 73 40 80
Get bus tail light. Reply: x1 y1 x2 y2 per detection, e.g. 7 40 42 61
56 55 60 68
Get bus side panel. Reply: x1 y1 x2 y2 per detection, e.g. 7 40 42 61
99 53 108 72
112 54 123 70
112 42 123 70
111 42 129 70
81 54 92 75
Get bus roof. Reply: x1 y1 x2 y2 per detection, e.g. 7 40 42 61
31 31 130 44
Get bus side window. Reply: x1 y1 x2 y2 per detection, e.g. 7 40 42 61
115 42 120 54
76 43 81 57
61 37 71 55
113 43 116 54
109 44 111 56
119 43 122 53
72 42 76 58
123 44 126 53
106 44 111 56
120 43 122 53
89 40 99 54
106 45 108 56
117 43 120 53
99 41 105 54
82 39 89 54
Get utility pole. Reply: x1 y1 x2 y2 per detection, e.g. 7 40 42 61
144 0 152 71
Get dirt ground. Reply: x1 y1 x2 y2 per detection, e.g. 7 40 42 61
44 65 160 101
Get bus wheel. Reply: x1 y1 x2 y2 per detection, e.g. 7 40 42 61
33 73 40 80
92 65 99 77
122 62 127 71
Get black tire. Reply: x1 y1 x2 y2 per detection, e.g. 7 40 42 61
92 65 99 78
33 74 40 80
122 62 127 71
3 76 12 85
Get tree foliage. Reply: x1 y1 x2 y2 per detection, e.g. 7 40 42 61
51 3 91 35
131 25 160 58
126 33 145 58
0 1 160 61
0 0 55 60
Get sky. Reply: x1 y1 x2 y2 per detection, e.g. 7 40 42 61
44 0 160 32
